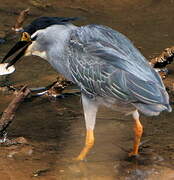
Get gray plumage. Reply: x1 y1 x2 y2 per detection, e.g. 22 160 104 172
38 23 171 116
14 20 170 116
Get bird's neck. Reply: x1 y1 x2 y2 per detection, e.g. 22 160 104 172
47 24 77 81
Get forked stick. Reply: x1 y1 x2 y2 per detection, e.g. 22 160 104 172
0 86 30 137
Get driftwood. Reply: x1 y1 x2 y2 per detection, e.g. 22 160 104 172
12 8 30 32
0 86 30 138
150 46 174 68
149 46 174 79
6 75 74 97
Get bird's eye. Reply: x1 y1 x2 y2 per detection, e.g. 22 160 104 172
31 35 37 41
24 34 28 39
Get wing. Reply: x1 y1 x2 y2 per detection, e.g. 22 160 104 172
68 24 169 105
70 24 164 85
69 56 131 101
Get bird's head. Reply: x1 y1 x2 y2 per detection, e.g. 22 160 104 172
2 17 79 68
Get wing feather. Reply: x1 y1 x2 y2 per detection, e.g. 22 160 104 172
68 24 169 106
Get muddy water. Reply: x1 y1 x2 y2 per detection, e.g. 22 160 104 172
0 0 174 179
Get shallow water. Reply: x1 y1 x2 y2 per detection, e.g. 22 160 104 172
0 0 174 179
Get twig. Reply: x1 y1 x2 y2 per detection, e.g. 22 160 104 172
150 46 174 68
7 76 74 97
0 86 30 136
12 8 30 32
149 46 174 79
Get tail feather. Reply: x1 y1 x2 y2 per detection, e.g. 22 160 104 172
127 73 172 116
133 102 172 116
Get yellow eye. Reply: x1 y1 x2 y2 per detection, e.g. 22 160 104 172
21 32 31 41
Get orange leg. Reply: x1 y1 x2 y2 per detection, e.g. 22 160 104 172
129 111 143 156
76 94 98 161
76 129 94 161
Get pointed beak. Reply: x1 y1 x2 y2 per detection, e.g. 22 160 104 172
1 32 32 68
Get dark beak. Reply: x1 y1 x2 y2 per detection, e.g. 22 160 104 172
1 40 31 68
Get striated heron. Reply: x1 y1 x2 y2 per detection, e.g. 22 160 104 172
2 17 172 160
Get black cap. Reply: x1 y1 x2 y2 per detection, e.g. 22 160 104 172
24 17 80 35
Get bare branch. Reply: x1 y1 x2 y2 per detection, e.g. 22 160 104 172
0 86 31 136
150 46 174 68
149 46 174 79
12 8 30 32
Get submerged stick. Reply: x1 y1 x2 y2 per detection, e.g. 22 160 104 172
0 86 30 136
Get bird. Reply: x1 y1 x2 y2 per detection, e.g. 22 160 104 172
2 16 172 160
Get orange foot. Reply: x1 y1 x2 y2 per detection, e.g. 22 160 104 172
128 151 139 157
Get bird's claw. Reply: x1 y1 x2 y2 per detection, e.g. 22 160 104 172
125 152 140 162
128 151 140 158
